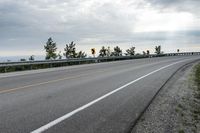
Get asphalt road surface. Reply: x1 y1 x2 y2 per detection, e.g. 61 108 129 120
0 56 199 133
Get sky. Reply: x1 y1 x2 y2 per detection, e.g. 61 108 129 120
0 0 200 59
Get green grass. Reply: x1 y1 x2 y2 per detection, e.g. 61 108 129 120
195 64 200 93
178 129 185 133
192 63 200 129
194 64 200 116
176 64 200 133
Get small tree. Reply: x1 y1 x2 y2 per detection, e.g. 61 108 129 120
20 58 26 61
142 51 146 55
77 51 87 58
29 55 34 61
64 41 77 58
147 50 150 55
155 45 161 55
44 37 57 60
125 47 135 56
64 42 87 58
99 46 107 57
111 46 122 56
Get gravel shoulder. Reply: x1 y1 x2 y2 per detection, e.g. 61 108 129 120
132 62 200 133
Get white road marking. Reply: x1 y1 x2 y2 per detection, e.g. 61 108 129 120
31 59 192 133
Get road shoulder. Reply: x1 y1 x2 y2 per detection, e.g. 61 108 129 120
132 62 200 133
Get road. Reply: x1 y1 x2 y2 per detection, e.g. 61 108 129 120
0 56 199 133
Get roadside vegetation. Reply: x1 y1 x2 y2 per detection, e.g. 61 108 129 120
1 37 164 62
193 64 200 118
0 37 165 73
43 37 160 60
175 64 200 133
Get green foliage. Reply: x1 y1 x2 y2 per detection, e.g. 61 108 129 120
44 37 57 60
64 41 87 58
178 130 185 133
125 47 135 56
147 50 150 55
143 50 150 55
29 55 34 61
64 41 77 58
76 51 87 58
20 58 26 61
195 64 200 91
99 46 107 57
111 46 122 56
155 45 161 55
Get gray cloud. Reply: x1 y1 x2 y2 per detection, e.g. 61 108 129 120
0 0 200 57
146 0 200 16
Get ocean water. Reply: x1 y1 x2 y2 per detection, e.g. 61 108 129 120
0 55 45 62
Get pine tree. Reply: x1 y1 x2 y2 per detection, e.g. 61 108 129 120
155 45 161 55
76 51 87 58
111 46 122 56
147 50 150 55
64 41 87 58
44 37 57 60
125 47 135 56
99 46 107 57
29 55 35 61
64 41 77 58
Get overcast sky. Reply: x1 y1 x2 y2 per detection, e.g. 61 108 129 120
0 0 200 57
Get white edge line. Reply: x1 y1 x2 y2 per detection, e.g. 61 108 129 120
31 59 191 133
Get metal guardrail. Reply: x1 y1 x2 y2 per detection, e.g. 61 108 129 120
0 52 200 73
0 55 154 66
0 58 97 67
1 52 200 67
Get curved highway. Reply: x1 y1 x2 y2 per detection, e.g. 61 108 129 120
0 56 199 133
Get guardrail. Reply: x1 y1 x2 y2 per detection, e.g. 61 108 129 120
0 52 200 73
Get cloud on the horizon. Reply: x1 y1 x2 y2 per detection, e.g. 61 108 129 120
0 0 200 56
146 0 200 15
